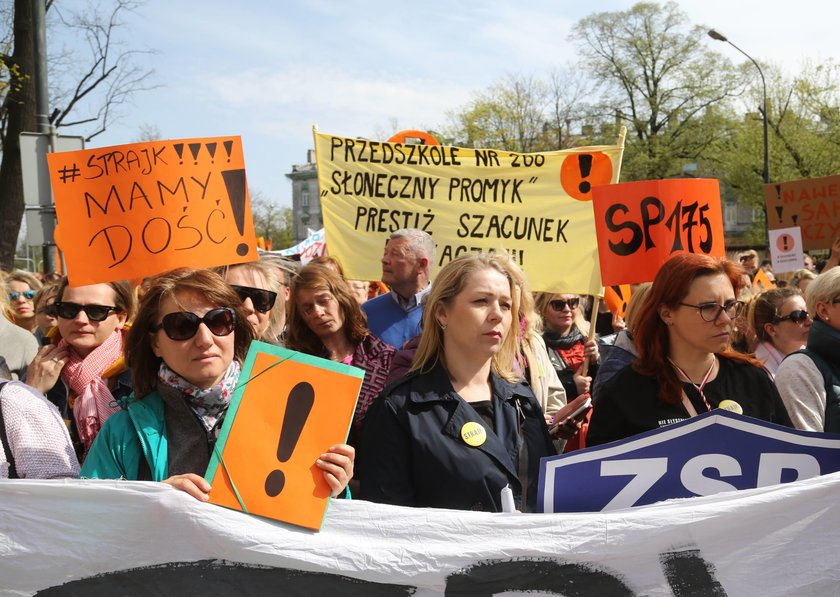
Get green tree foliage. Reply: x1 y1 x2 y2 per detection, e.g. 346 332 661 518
250 190 294 251
571 1 743 181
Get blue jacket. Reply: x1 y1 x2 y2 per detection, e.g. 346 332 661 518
80 391 169 481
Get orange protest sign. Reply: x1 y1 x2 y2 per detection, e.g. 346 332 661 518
752 268 777 291
603 285 632 319
205 342 363 531
47 136 258 286
764 175 840 250
592 179 726 286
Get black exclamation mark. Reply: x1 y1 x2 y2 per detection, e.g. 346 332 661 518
188 143 201 165
173 143 185 165
221 169 250 256
775 184 783 223
578 154 593 194
223 140 233 162
265 382 315 497
206 142 217 164
611 285 628 314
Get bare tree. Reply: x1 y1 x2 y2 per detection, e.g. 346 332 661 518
0 0 154 269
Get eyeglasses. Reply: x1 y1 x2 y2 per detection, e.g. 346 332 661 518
548 297 580 311
9 290 36 301
152 307 236 341
678 300 744 322
37 304 57 317
54 301 121 322
230 285 277 314
772 310 811 325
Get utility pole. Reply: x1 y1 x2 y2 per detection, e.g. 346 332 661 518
32 0 55 274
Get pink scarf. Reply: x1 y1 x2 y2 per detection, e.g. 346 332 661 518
61 331 125 453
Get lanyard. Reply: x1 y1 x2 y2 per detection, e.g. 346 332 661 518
668 357 716 414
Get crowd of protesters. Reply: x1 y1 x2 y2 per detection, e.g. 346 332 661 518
1 228 839 515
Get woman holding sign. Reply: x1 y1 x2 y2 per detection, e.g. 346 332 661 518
361 252 557 512
81 268 354 502
587 253 791 447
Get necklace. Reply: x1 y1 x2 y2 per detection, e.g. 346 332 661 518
668 356 716 412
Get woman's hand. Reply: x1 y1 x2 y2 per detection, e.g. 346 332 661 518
583 338 599 363
573 372 592 395
317 443 355 497
163 473 211 501
25 344 70 394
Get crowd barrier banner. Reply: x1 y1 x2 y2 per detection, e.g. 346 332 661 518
2 476 839 595
205 341 362 530
47 136 257 286
592 178 725 286
539 410 840 514
764 174 840 251
313 130 624 294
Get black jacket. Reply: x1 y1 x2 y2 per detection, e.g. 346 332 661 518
360 362 556 512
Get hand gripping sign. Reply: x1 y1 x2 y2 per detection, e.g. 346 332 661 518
592 178 726 285
47 136 258 286
205 341 363 531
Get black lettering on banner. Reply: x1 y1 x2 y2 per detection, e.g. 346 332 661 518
85 186 126 218
330 136 461 166
454 213 568 243
439 244 525 267
157 177 189 206
206 209 227 244
605 197 716 258
353 206 435 234
510 152 545 168
605 204 643 256
660 549 728 597
329 170 439 200
142 218 172 254
88 226 132 268
445 559 636 596
448 177 524 204
81 147 167 180
175 215 203 250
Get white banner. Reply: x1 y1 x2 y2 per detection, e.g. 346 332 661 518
2 476 840 595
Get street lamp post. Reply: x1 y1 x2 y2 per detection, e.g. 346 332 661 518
708 29 770 185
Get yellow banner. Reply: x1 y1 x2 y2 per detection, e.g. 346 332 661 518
314 130 624 293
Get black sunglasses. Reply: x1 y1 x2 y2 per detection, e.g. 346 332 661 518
230 285 277 314
38 304 57 317
549 297 580 311
773 309 810 325
152 307 236 341
54 301 121 322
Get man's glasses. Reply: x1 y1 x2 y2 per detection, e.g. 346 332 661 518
679 300 745 322
152 307 236 341
54 301 121 322
9 290 36 301
37 304 57 317
549 297 580 311
231 285 277 314
773 310 811 325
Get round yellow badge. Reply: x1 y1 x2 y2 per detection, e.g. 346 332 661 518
717 400 743 414
460 422 487 447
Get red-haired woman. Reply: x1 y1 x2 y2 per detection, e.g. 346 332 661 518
587 253 791 447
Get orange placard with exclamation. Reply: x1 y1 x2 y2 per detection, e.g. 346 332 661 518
604 285 632 319
46 136 258 286
205 342 363 530
560 152 614 201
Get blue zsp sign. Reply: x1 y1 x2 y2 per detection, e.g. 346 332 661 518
539 411 840 513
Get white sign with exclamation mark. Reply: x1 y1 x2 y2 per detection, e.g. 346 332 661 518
769 226 805 274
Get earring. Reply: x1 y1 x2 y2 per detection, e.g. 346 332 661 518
439 321 447 331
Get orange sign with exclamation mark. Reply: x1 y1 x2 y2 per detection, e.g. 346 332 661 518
560 152 614 201
205 343 364 530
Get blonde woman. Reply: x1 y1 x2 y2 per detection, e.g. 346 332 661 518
362 252 555 512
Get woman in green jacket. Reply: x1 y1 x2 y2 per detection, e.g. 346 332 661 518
80 268 354 502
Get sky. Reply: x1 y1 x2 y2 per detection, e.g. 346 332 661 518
50 0 840 210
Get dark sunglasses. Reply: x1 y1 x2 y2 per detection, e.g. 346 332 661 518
9 290 36 301
549 297 580 311
230 285 277 314
54 301 121 322
38 304 57 317
773 309 810 325
152 307 236 341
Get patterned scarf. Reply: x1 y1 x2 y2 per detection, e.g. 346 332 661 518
543 325 585 351
157 360 241 434
61 331 125 453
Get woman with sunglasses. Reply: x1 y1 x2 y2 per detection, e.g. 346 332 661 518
6 271 42 333
775 268 840 432
0 284 38 381
286 263 394 453
588 253 791 447
535 293 600 408
81 268 354 500
32 284 60 346
25 279 135 457
217 262 283 344
747 288 811 376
